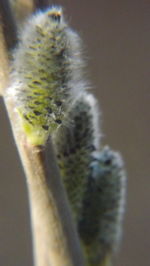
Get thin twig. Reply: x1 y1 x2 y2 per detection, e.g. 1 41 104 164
9 0 34 25
0 0 17 50
0 27 9 96
4 98 85 266
0 0 17 96
0 1 84 265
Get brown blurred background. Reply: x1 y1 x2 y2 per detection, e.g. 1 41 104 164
0 0 149 265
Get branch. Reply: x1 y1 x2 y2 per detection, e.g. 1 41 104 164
0 27 9 96
5 99 85 266
0 0 17 96
0 0 17 50
0 1 84 266
9 0 34 24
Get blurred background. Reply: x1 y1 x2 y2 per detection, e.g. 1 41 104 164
0 0 149 265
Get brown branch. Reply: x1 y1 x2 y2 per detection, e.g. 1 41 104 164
0 1 85 266
4 95 85 266
9 0 34 24
0 0 17 50
0 28 9 96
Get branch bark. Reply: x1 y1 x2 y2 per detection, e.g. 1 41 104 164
0 0 17 50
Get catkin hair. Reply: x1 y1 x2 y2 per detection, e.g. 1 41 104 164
54 93 100 222
8 6 87 145
7 6 127 266
78 146 126 266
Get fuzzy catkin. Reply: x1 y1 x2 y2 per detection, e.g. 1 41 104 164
8 6 86 145
7 6 127 265
78 146 126 266
54 93 100 222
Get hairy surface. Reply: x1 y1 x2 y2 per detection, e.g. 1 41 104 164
55 93 126 266
54 93 100 222
9 6 86 145
7 6 127 266
79 146 126 266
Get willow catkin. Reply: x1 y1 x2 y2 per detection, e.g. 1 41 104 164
55 95 126 265
78 146 126 266
7 6 126 265
54 93 100 222
8 6 86 145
